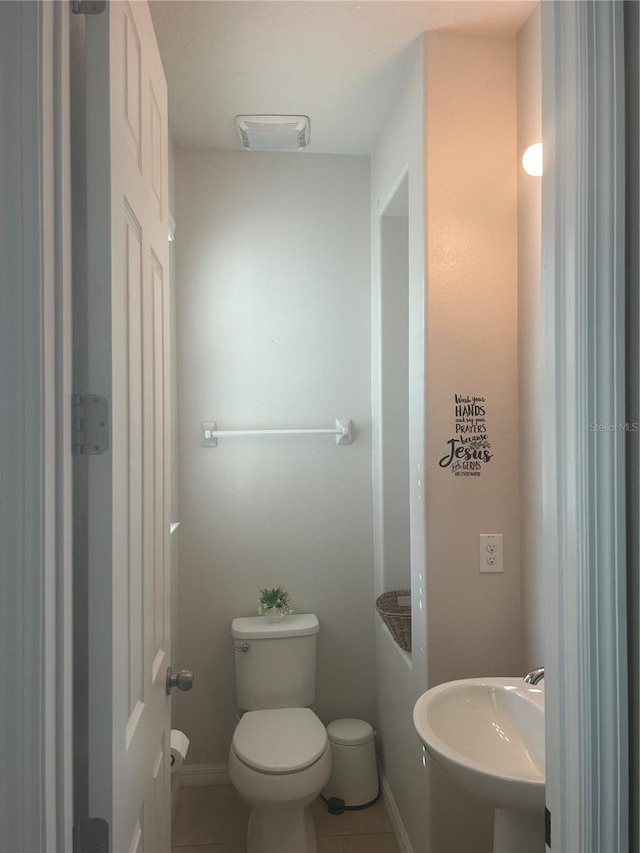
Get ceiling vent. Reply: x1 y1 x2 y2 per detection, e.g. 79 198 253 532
236 115 310 151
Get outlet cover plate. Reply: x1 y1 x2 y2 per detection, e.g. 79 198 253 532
479 533 504 573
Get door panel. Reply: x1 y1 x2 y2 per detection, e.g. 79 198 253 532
86 2 171 850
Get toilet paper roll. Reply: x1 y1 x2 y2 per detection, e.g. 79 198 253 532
170 729 190 772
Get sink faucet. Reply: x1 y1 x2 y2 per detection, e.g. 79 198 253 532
523 667 544 685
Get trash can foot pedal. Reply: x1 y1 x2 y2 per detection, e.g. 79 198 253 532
326 797 345 815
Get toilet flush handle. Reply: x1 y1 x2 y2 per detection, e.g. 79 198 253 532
235 643 250 653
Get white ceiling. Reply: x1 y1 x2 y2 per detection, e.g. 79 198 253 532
149 0 537 155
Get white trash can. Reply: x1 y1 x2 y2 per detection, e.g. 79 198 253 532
321 718 379 811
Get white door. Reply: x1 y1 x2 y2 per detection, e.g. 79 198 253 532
85 2 172 851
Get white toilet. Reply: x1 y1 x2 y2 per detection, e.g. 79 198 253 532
229 613 331 853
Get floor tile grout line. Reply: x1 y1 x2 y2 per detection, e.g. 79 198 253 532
171 843 245 849
174 788 399 850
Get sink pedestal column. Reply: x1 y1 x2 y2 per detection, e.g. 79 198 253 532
493 808 545 853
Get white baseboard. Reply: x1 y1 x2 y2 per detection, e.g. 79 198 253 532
180 763 231 787
379 766 414 853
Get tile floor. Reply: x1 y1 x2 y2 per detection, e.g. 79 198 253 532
172 784 400 853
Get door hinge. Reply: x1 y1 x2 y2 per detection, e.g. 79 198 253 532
73 818 109 853
545 806 551 848
72 394 109 455
71 1 106 15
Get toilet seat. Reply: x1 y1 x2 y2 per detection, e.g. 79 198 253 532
232 708 328 774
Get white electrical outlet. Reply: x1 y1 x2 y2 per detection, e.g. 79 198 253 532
479 534 504 573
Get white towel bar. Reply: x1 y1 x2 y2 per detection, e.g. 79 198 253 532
201 419 352 447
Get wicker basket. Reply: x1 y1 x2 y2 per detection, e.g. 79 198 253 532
375 590 411 651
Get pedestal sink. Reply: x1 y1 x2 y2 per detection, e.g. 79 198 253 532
413 678 545 853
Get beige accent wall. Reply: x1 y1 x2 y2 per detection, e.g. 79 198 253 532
424 31 522 683
372 31 523 852
516 6 544 670
424 31 522 851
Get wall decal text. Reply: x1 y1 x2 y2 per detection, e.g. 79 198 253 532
439 394 493 476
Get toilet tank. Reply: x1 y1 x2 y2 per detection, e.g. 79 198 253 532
231 614 319 711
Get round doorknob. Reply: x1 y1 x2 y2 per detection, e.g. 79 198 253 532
166 666 194 695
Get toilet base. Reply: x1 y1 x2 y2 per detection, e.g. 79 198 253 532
228 718 331 853
247 804 316 853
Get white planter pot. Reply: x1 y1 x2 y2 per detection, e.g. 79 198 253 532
265 609 284 624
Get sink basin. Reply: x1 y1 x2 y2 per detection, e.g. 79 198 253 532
413 677 545 814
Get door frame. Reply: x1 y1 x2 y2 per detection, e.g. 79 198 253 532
625 5 640 849
0 1 73 851
541 2 629 851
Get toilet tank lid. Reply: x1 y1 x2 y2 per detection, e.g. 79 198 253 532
231 613 319 639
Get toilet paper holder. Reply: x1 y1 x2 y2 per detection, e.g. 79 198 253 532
170 729 190 772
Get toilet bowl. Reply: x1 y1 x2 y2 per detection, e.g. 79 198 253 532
229 708 331 853
229 614 328 853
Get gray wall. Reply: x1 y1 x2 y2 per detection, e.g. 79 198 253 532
168 136 181 673
173 149 375 765
370 37 430 853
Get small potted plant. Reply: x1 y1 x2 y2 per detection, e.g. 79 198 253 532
258 586 293 623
